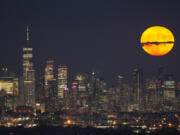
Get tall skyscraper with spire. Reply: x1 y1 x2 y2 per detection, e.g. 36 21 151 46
22 25 35 108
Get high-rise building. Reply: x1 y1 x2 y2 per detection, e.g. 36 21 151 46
45 78 58 112
116 75 127 112
74 73 88 109
154 67 165 110
133 67 144 110
75 73 88 92
70 81 78 111
57 65 67 98
44 60 54 86
0 76 19 110
163 74 176 111
145 79 162 112
44 60 55 98
22 25 35 108
44 61 58 112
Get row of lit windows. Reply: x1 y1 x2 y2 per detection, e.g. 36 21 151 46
23 48 33 51
23 54 33 58
0 82 15 95
58 85 67 88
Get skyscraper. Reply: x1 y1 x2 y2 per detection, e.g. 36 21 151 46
163 74 176 111
22 25 35 108
44 60 55 97
44 60 54 86
0 74 19 110
116 75 126 112
133 67 144 110
44 60 58 112
57 65 67 98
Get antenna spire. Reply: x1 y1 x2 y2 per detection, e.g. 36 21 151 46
27 25 29 41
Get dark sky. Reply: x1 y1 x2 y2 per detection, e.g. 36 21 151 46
0 0 180 85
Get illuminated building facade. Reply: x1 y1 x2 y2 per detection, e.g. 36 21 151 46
44 60 55 98
145 79 162 112
57 65 67 98
163 74 176 111
22 25 35 108
44 60 54 86
45 78 59 112
75 73 88 109
0 76 19 110
43 61 58 112
75 73 88 92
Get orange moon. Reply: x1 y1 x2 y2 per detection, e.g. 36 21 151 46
140 26 175 56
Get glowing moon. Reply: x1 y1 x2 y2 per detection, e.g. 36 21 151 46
140 26 175 56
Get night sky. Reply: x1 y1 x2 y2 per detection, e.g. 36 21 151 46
0 0 180 85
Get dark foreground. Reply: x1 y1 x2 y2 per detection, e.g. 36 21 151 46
0 126 180 135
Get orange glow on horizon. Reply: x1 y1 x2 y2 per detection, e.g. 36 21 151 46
140 26 175 56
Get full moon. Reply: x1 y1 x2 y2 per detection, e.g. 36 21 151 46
140 26 175 56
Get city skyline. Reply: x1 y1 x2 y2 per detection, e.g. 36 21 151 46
1 1 180 133
0 1 180 85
